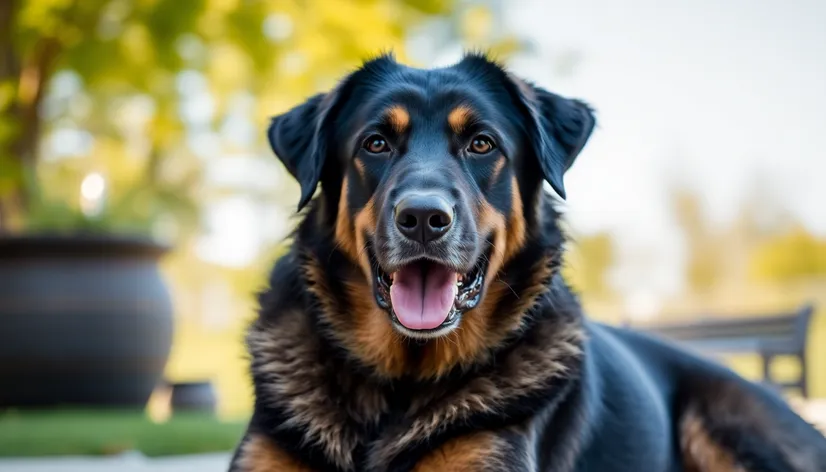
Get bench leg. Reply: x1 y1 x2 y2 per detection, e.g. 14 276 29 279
799 352 808 399
762 353 773 386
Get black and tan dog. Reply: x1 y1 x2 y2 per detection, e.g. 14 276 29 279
230 53 826 471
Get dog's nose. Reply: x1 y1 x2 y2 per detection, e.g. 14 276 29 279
394 194 454 244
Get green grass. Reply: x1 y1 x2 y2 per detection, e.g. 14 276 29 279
0 410 246 457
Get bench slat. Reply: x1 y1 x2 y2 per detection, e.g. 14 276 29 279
632 303 815 398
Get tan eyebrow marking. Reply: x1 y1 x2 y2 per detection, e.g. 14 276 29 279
448 105 475 134
385 105 410 134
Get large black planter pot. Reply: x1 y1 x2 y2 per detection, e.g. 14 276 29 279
0 234 174 409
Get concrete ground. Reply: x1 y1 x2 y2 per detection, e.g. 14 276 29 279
0 452 231 472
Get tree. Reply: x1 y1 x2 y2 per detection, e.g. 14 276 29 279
670 187 727 293
749 226 826 284
564 231 616 297
0 0 458 232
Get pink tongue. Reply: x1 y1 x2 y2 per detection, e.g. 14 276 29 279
390 262 457 330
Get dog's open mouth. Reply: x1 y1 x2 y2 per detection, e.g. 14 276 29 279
373 252 487 334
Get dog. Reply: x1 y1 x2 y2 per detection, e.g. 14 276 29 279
230 53 826 471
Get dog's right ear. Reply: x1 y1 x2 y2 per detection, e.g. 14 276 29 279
267 92 338 211
506 76 595 200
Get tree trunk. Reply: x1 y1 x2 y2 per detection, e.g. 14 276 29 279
0 0 20 232
0 0 64 233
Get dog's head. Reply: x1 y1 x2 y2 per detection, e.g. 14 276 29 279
269 53 594 344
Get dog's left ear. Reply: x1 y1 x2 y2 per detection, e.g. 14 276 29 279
509 78 595 199
267 91 340 211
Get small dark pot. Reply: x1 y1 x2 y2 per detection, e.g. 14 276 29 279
0 234 174 408
170 381 218 415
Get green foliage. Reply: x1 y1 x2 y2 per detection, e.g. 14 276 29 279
0 410 244 457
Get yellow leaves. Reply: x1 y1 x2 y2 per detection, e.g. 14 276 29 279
16 0 90 48
120 22 155 68
670 188 727 292
484 36 523 61
146 101 183 148
317 0 400 49
16 0 75 34
564 232 615 297
91 137 145 182
460 5 493 43
197 8 227 40
749 226 826 284
455 5 523 65
252 0 436 122
686 246 725 293
278 0 406 74
206 0 240 14
206 42 252 95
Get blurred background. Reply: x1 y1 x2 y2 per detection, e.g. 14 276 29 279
1 0 825 469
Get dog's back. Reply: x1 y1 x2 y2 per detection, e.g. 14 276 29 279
575 323 826 471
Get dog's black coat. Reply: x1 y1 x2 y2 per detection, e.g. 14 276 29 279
231 54 826 471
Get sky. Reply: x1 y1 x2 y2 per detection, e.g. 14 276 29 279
438 0 826 300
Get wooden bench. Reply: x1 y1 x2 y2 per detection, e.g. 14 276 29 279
634 303 815 398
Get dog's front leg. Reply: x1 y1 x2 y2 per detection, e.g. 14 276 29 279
411 430 534 472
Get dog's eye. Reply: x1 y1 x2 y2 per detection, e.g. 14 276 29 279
468 135 495 154
363 135 390 154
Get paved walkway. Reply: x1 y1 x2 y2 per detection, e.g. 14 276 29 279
0 452 231 472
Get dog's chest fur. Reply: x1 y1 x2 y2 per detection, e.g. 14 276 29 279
246 278 584 471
